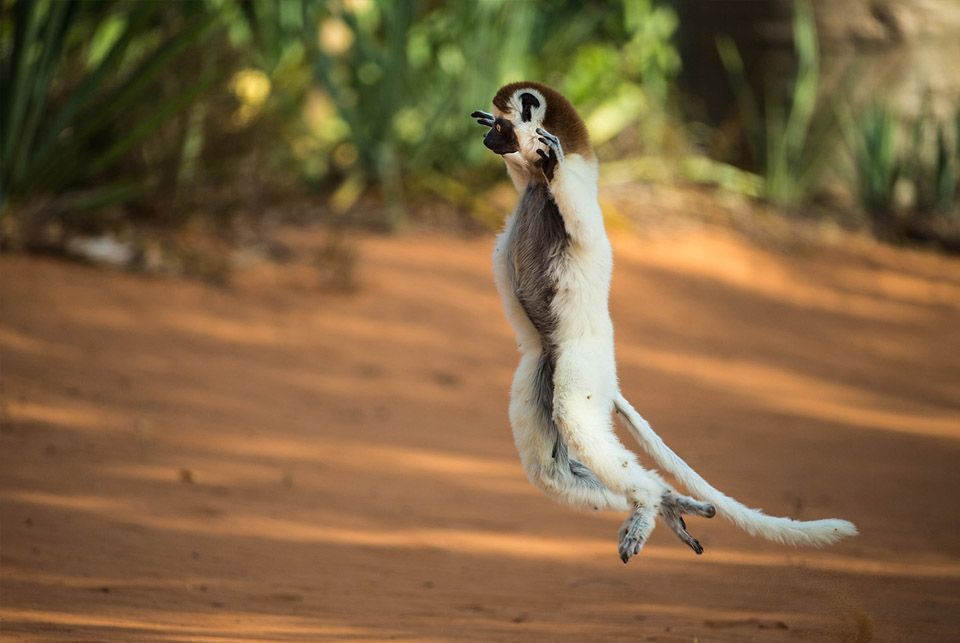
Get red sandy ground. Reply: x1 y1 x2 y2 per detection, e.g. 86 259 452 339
1 225 959 641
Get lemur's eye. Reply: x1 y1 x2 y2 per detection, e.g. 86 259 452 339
496 123 502 132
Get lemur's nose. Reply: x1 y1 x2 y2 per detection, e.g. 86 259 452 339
483 129 518 156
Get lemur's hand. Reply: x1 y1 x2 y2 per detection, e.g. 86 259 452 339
535 127 564 182
470 110 494 127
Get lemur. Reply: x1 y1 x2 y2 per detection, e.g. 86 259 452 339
472 82 857 563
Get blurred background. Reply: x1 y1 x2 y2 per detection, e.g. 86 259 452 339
3 2 960 640
2 0 958 278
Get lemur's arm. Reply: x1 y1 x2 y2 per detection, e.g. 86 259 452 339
534 128 604 246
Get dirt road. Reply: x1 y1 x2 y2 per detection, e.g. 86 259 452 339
2 226 959 641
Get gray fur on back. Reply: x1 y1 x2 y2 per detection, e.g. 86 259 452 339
505 181 605 493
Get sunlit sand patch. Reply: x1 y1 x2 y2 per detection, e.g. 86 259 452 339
58 305 146 330
150 435 533 495
100 462 284 488
584 599 827 627
4 491 119 512
3 400 124 433
0 608 385 640
618 344 960 440
8 490 957 580
1 569 217 590
830 265 960 310
155 310 287 346
142 360 476 418
181 434 520 478
613 231 960 321
0 327 80 360
310 311 504 351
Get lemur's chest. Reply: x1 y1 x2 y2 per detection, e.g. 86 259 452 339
505 182 569 338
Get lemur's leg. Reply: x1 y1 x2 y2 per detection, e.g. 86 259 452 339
551 343 715 561
510 351 631 513
550 344 665 520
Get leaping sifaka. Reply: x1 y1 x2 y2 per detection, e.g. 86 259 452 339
472 82 857 563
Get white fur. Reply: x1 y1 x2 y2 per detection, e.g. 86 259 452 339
494 150 666 536
491 89 858 549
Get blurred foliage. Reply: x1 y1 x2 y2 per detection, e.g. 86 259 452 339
0 0 219 215
908 105 960 218
1 0 686 233
716 0 832 209
839 103 900 219
0 0 957 256
839 98 959 239
229 0 688 226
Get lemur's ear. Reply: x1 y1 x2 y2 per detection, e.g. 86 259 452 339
519 92 540 123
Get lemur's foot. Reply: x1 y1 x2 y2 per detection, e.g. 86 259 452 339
618 492 714 563
535 127 564 182
618 506 654 563
471 110 494 127
659 490 715 555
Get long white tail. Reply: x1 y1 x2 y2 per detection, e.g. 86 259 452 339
614 393 857 546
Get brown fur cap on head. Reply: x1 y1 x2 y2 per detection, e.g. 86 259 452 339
492 81 593 159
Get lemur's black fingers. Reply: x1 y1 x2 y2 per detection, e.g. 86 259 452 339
470 111 495 127
535 127 559 144
535 129 563 169
538 149 558 181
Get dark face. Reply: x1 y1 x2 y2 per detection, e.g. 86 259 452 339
483 117 518 155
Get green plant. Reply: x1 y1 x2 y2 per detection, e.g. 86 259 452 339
716 0 832 209
839 99 959 235
235 0 676 227
237 0 534 226
910 105 960 217
838 103 899 220
2 0 689 235
565 0 680 152
0 1 219 215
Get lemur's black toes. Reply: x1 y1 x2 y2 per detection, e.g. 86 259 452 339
676 495 716 519
618 509 652 564
661 491 710 556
